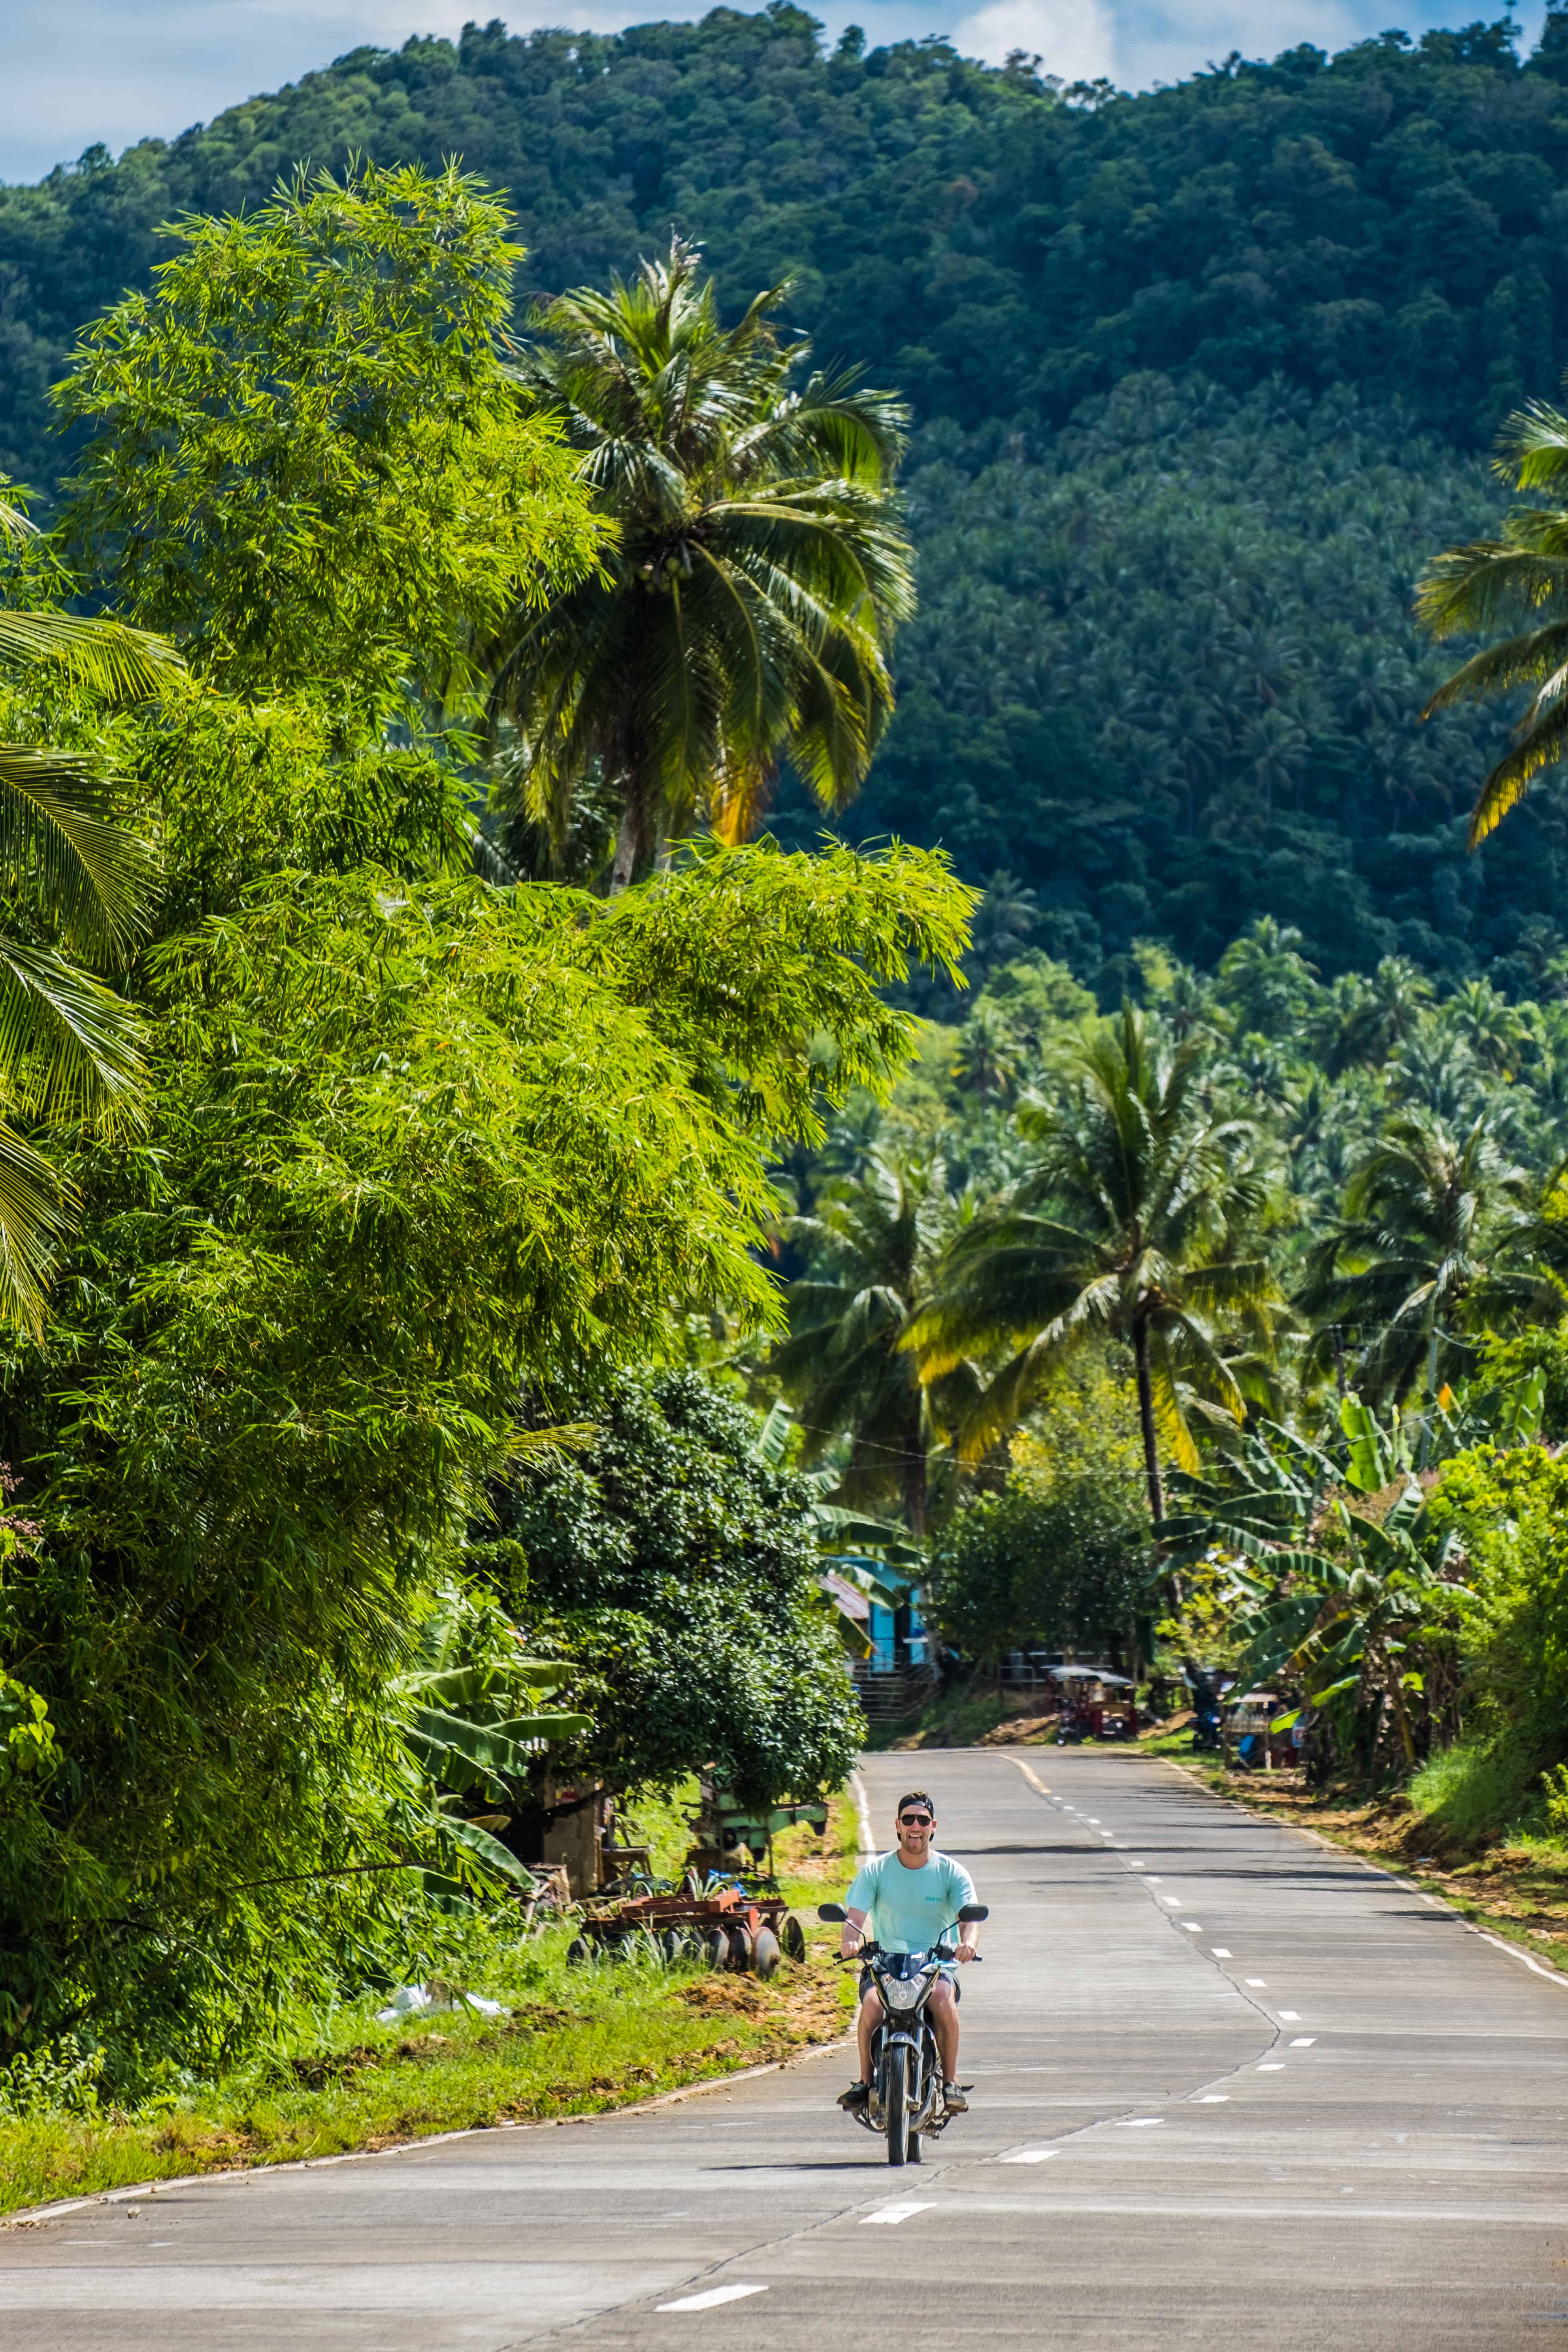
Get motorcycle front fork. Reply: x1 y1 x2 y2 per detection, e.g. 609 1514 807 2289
868 2025 946 2136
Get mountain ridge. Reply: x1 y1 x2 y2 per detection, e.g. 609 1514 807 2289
6 6 1568 990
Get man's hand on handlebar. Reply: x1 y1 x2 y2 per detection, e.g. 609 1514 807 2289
840 1905 869 1962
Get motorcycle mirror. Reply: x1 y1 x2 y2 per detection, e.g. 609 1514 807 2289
817 1902 847 1923
957 1903 989 1922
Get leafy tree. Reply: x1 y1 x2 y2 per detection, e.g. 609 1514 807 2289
1298 1108 1551 1404
912 1006 1278 1519
388 1578 590 1896
53 162 602 726
486 238 914 888
928 1351 1148 1668
1418 1436 1568 1834
772 1148 976 1537
0 830 968 2064
495 1370 863 1811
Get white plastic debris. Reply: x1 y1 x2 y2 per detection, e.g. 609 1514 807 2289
375 1982 506 2024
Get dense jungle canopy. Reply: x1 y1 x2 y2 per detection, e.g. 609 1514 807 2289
6 8 1568 985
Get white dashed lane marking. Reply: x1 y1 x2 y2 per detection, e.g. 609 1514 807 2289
862 2203 932 2226
998 2149 1059 2165
657 2284 770 2311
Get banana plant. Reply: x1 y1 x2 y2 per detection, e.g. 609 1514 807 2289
390 1585 592 1894
1158 1392 1474 1768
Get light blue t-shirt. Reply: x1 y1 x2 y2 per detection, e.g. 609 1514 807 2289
845 1849 977 1954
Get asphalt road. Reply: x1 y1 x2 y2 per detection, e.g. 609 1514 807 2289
6 1747 1568 2348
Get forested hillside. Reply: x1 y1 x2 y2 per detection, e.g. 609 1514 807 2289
6 6 1568 983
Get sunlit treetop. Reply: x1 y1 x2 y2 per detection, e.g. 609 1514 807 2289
53 161 605 734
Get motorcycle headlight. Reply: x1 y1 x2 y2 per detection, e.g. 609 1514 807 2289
880 1975 924 2011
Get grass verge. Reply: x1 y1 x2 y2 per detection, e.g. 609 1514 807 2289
0 1808 863 2222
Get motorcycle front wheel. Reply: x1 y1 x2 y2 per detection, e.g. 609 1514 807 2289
884 2043 911 2165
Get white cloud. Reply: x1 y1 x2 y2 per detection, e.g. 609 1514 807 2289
949 0 1116 75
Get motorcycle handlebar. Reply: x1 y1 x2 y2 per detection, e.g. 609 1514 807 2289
840 1942 984 1966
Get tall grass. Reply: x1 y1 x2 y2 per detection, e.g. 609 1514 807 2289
1408 1736 1550 1848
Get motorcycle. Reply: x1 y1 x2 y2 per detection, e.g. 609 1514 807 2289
818 1899 988 2166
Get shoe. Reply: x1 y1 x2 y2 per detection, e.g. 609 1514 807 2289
838 2079 870 2112
942 2082 969 2113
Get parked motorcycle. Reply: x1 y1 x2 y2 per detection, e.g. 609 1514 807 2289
818 1900 988 2165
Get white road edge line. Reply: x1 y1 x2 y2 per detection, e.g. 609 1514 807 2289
1158 1754 1568 1996
850 1771 875 1865
0 2043 856 2230
657 2284 769 2311
1477 1930 1568 1988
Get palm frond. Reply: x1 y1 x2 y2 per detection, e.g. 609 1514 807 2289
0 1117 72 1336
0 747 161 954
0 937 145 1129
0 609 184 701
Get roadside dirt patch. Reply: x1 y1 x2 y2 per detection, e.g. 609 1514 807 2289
676 1964 848 2045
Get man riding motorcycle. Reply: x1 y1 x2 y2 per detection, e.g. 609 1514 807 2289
837 1789 980 2118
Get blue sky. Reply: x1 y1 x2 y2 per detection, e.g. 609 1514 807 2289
0 1 1552 186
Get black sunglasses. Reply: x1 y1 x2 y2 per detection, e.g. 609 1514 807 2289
898 1811 933 1826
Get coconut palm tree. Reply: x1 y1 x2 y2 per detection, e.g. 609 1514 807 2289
1216 916 1318 1040
0 499 175 1325
486 239 915 889
770 1151 975 1538
909 1005 1278 1523
1417 396 1568 844
1297 1108 1550 1405
1308 957 1434 1076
